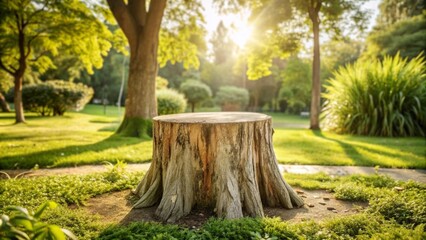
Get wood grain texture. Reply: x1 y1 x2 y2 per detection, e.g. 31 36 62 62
133 112 304 222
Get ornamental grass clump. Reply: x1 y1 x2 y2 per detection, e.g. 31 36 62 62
322 54 426 137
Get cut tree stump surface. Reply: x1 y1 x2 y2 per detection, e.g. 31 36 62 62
133 112 304 222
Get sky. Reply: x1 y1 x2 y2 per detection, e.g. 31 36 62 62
202 0 382 47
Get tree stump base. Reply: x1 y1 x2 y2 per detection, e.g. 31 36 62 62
133 112 304 222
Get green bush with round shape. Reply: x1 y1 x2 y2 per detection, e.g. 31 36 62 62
215 86 249 111
180 79 212 112
288 100 306 114
22 80 93 116
156 89 187 115
322 54 426 137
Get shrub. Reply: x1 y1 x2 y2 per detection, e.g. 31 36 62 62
180 80 212 112
278 88 293 112
156 89 187 115
322 54 426 136
156 76 169 90
215 86 249 111
288 100 306 114
22 80 93 116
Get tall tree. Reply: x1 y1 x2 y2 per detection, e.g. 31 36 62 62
363 0 425 60
0 0 113 123
290 0 368 130
211 21 236 64
376 0 424 27
106 0 202 137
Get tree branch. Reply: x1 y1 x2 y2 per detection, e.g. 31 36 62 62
25 31 45 58
106 0 137 47
128 0 147 27
145 0 167 37
0 57 15 75
30 50 49 62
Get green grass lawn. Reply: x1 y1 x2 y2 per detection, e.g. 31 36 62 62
0 110 152 169
0 105 424 169
274 129 425 168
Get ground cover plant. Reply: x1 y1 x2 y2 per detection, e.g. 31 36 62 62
2 167 424 239
1 104 425 169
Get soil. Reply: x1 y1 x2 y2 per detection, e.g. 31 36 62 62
79 188 368 228
2 164 371 227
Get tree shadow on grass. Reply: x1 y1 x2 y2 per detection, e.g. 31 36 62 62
311 130 376 166
311 130 423 168
0 134 148 170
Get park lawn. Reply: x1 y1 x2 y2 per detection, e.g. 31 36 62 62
274 129 426 168
0 111 152 169
0 105 424 169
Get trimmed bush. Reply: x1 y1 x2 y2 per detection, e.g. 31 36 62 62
215 86 249 111
323 54 426 136
156 88 187 115
22 80 93 116
288 100 306 114
156 76 169 90
180 80 212 112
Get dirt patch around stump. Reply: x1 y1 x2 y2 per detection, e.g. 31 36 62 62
80 189 367 228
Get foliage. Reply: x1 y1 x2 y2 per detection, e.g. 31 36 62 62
0 201 76 240
376 0 425 27
180 79 212 112
368 187 426 226
0 171 143 210
156 88 187 115
98 214 425 239
211 21 237 65
0 0 114 75
321 39 363 81
215 86 249 110
20 80 93 116
156 76 169 90
277 57 311 113
200 218 263 239
42 207 105 240
322 54 426 137
98 221 194 240
76 50 128 106
363 14 426 60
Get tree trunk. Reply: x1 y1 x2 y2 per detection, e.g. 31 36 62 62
107 0 166 138
13 75 25 123
116 49 158 138
310 10 321 130
0 92 10 112
133 112 304 222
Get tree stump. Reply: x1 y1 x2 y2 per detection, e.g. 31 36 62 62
133 112 304 222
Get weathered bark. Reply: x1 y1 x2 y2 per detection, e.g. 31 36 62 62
133 112 304 222
308 3 322 130
107 0 166 138
0 93 10 112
